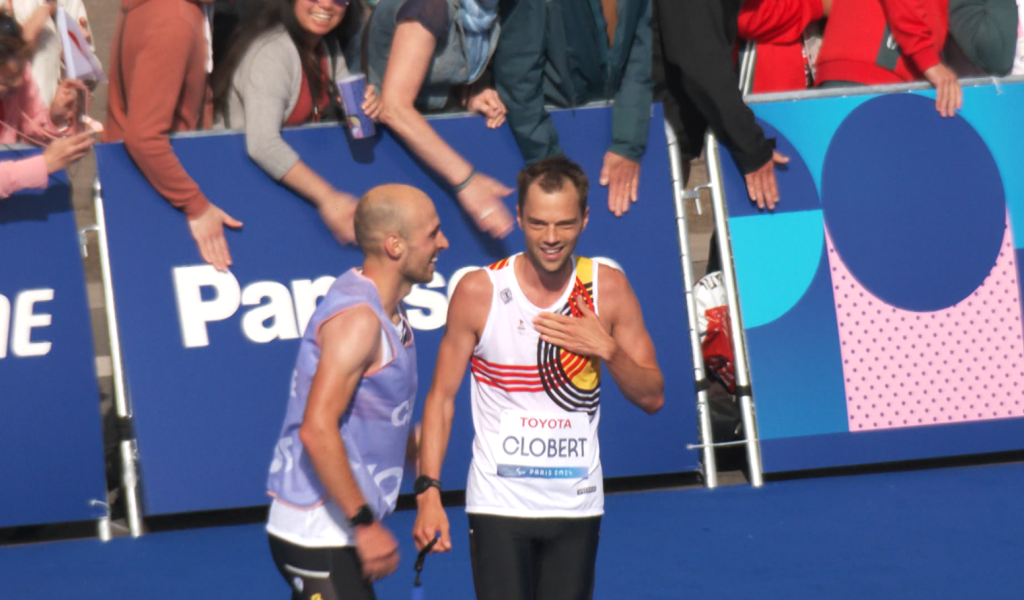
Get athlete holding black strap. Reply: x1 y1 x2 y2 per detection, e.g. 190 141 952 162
412 156 664 600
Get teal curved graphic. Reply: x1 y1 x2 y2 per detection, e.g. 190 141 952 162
958 83 1024 249
730 210 825 328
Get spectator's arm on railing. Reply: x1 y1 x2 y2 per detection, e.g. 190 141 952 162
880 0 964 116
379 21 513 239
658 0 773 174
121 21 210 220
238 42 302 182
879 0 944 74
605 0 654 216
657 0 781 208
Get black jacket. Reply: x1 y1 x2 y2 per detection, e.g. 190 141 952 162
654 0 774 173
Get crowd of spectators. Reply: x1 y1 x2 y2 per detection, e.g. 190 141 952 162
3 0 1024 269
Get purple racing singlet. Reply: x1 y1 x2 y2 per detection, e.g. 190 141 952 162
267 269 417 520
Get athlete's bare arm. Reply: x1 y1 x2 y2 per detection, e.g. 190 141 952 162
299 305 399 580
413 269 492 553
533 264 663 414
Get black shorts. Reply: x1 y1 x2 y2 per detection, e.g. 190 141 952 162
468 514 601 600
268 534 376 600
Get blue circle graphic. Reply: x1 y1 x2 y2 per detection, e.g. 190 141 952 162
821 94 1005 312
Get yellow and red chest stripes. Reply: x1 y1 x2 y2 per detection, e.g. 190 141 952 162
567 270 596 317
559 349 592 381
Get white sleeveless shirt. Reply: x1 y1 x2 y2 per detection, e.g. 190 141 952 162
465 254 604 518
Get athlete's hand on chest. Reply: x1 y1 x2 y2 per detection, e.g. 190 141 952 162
533 294 617 362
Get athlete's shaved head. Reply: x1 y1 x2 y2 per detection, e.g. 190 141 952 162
355 184 431 254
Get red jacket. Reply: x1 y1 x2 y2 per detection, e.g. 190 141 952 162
815 0 950 86
739 0 825 93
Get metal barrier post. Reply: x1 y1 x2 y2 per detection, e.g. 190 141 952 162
704 134 765 487
664 123 718 488
91 176 144 536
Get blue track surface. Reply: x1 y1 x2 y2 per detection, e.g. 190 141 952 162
3 462 1022 599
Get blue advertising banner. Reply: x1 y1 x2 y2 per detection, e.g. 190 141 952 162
0 151 107 527
95 105 700 516
718 82 1024 473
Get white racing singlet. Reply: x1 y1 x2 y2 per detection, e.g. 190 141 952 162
466 254 604 518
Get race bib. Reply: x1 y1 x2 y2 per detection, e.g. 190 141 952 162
495 410 592 479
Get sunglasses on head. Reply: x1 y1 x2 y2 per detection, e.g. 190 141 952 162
306 0 351 7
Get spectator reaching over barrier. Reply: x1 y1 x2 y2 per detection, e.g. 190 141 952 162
212 0 378 246
493 0 654 218
5 0 94 107
0 14 92 199
106 0 241 273
815 0 962 117
655 0 789 211
363 0 515 239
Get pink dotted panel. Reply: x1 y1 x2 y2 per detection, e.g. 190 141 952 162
827 215 1024 432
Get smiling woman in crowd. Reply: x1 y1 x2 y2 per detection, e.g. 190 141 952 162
212 0 379 244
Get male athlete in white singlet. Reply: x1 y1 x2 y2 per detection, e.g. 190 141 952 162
412 156 664 600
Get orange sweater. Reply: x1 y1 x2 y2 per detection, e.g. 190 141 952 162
104 0 213 218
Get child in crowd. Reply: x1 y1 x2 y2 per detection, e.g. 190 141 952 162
4 0 94 107
0 13 92 200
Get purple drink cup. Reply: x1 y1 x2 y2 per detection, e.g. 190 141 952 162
338 73 376 139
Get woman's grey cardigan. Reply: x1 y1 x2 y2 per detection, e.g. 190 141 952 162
220 26 350 180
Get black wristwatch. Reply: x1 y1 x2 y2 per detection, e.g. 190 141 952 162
414 475 442 496
349 504 375 527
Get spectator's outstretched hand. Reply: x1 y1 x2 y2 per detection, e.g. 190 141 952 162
50 80 88 128
745 151 788 211
457 173 514 238
466 88 507 129
362 84 382 121
600 151 640 217
923 63 962 118
43 131 93 173
189 203 242 272
319 191 359 245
